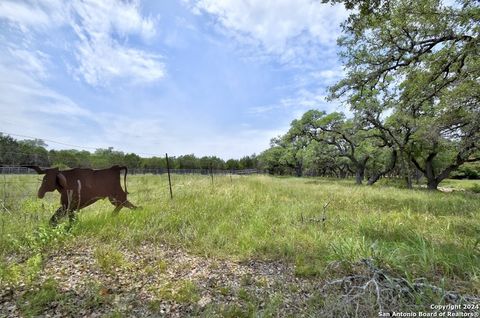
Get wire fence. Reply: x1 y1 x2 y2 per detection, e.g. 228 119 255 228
0 166 263 214
130 168 261 175
0 174 41 212
0 166 262 175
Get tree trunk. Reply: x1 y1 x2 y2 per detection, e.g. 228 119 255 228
424 153 438 190
355 165 365 185
405 175 413 189
414 168 422 184
412 148 480 191
427 179 439 190
399 150 413 189
295 163 303 177
367 174 381 185
367 149 397 186
352 156 369 185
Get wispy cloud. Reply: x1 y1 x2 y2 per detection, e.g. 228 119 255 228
247 105 282 115
0 0 165 86
0 59 95 143
72 35 165 86
0 0 67 30
188 0 347 124
70 0 165 86
70 0 157 41
189 0 347 64
249 87 343 119
7 48 50 79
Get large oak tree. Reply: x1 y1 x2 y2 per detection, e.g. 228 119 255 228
329 0 480 189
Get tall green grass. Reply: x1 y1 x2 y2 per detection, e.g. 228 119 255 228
1 174 479 293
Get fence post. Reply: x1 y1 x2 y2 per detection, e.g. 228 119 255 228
165 153 173 199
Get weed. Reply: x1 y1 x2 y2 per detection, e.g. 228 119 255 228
157 280 201 304
157 259 168 273
218 285 232 296
83 280 112 309
306 291 325 311
0 253 43 286
17 278 63 317
5 224 71 257
94 245 127 274
147 299 163 313
240 273 254 286
256 276 268 287
237 288 251 302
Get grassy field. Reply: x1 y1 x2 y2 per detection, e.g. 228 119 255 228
1 174 479 316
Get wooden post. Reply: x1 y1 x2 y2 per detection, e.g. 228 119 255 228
165 153 173 199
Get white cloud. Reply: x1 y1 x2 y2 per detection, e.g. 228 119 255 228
0 0 164 86
281 89 331 119
280 89 327 109
70 0 157 41
8 48 50 79
312 67 346 83
247 105 281 115
0 59 96 144
70 0 165 86
0 0 66 30
248 87 344 119
73 35 165 86
191 0 347 63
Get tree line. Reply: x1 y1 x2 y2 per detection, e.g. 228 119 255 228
258 0 479 189
0 134 258 171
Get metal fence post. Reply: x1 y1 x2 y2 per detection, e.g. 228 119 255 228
165 153 173 199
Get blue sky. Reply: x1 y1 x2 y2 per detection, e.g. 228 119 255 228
0 0 347 159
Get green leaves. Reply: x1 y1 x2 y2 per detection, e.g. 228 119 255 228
326 0 479 188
